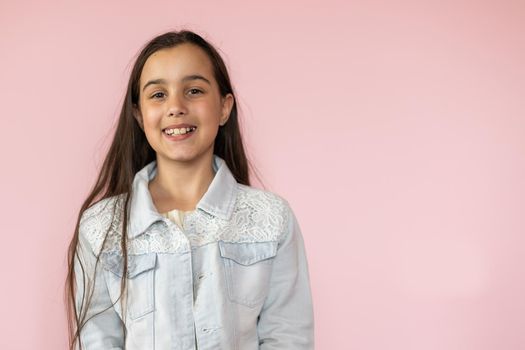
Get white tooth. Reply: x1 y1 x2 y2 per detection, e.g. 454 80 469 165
186 127 190 132
174 129 180 135
180 128 187 134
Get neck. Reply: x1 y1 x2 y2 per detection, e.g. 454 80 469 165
148 152 216 213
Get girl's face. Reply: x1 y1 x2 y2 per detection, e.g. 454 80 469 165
134 43 234 165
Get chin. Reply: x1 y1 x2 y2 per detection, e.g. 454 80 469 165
161 151 203 163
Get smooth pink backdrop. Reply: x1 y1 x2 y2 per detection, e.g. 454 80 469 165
1 0 524 349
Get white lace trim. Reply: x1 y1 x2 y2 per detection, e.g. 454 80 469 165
79 185 290 256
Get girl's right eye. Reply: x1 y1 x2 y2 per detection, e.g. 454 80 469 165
151 92 165 99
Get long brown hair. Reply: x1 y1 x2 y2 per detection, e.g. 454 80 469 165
64 29 262 350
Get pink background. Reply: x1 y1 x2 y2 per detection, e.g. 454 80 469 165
1 0 524 349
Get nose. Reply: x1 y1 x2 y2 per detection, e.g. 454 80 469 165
166 91 188 116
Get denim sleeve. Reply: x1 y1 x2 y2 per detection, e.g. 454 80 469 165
257 202 315 349
74 218 124 350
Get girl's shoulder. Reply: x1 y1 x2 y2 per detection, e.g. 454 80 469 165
78 194 126 255
230 183 294 240
235 183 290 216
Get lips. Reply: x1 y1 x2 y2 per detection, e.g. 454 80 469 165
163 126 197 136
162 123 197 130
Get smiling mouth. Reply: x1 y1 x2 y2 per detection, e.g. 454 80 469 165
163 126 197 136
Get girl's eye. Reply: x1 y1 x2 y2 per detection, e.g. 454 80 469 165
188 88 203 95
151 92 165 99
150 89 202 99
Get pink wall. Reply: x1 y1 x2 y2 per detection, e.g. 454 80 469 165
1 0 524 349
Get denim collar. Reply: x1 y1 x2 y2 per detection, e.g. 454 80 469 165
127 154 238 239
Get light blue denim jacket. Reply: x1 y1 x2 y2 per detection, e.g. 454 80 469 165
74 155 314 349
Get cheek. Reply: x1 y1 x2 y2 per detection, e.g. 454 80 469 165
142 108 163 129
195 102 223 123
141 115 164 146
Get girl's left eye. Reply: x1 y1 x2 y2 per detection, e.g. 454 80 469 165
188 88 203 95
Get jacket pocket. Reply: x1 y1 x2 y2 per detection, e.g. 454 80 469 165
101 252 157 320
218 240 278 308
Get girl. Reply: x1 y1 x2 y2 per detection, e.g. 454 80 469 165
65 30 314 350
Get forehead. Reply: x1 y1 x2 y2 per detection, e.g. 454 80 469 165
140 43 214 85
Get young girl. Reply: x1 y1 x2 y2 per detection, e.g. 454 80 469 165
65 30 314 350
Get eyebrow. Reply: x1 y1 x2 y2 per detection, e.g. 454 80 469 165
142 75 211 92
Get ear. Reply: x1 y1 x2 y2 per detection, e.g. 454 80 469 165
132 104 144 131
219 93 234 126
